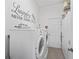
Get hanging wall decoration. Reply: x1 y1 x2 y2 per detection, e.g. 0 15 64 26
11 2 32 22
10 2 36 30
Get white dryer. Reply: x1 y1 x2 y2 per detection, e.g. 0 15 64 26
35 29 48 59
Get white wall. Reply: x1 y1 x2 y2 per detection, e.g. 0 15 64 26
5 0 39 58
39 3 63 48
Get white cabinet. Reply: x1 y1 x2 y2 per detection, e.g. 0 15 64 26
62 11 73 59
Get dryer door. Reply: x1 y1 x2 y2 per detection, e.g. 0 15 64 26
36 36 46 59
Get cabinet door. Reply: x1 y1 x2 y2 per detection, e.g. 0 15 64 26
62 12 73 59
67 12 73 59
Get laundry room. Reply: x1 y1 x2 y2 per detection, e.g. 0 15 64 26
5 0 73 59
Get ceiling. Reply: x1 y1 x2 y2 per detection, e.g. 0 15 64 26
35 0 64 7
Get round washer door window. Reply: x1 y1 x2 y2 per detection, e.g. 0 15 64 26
38 37 44 54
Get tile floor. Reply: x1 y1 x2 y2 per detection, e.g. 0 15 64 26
47 47 65 59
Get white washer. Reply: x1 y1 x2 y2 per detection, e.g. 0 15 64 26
9 28 48 59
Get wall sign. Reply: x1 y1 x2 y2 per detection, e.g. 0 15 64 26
10 2 36 29
14 23 31 29
11 2 35 23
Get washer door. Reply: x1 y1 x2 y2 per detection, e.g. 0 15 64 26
36 36 46 59
39 37 44 55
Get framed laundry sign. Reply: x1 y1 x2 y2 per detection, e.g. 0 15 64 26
10 2 36 30
13 21 35 30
